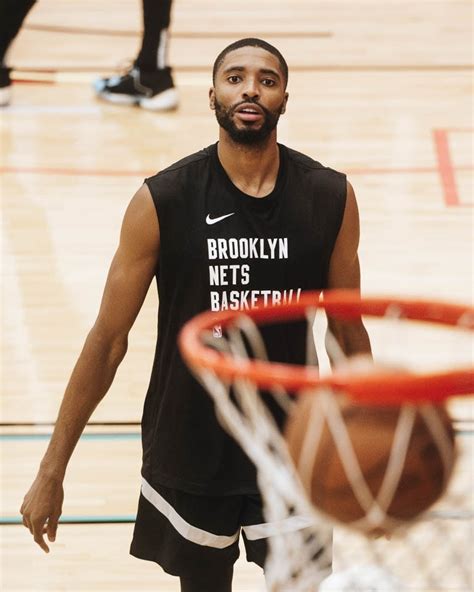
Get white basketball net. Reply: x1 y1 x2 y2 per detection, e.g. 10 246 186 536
189 306 473 592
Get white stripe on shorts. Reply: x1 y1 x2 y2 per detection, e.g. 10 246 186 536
242 515 316 541
141 478 240 549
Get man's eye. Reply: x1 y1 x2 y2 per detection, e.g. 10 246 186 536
262 79 276 87
228 76 241 83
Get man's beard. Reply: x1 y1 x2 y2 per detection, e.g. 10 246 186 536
214 97 283 145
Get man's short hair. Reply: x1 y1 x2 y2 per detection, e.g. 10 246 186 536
212 38 289 88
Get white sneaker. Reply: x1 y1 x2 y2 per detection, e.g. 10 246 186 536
93 66 178 111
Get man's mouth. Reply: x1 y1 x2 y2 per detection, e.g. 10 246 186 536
234 103 264 122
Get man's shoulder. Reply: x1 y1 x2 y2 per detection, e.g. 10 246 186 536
147 145 214 183
284 145 345 178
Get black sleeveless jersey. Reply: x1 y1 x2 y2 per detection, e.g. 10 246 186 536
141 142 346 495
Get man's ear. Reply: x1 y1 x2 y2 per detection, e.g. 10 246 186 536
209 87 216 110
280 92 289 114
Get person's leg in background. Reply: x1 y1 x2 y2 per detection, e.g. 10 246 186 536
93 0 179 111
0 0 37 106
179 568 234 592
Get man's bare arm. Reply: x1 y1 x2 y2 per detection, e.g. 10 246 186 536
324 180 371 362
20 184 159 552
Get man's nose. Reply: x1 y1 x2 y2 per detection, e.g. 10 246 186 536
242 78 259 100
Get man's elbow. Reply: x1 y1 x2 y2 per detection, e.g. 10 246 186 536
86 324 129 368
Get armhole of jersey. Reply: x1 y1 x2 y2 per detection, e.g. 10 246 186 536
335 173 348 240
142 178 161 280
144 177 161 224
322 172 348 289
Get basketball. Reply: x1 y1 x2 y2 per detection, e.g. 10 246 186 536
284 391 457 533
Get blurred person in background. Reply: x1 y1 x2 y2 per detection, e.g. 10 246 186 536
0 0 178 111
93 0 178 111
0 0 36 106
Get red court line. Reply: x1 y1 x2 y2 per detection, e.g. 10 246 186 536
1 165 473 178
12 79 55 85
433 129 460 207
12 64 474 76
0 166 150 177
0 166 450 177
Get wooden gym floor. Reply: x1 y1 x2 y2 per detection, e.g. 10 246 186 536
1 1 472 590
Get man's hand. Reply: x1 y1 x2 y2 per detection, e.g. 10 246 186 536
20 472 64 553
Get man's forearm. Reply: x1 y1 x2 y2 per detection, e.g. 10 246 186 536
39 328 128 479
326 318 372 366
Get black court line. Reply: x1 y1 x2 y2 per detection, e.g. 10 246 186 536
1 420 472 429
3 510 472 526
0 421 140 427
24 24 333 39
1 429 471 439
0 433 140 441
2 516 135 525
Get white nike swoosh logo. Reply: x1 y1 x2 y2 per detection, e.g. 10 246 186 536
206 212 235 225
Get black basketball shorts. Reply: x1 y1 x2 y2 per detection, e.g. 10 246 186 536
129 477 314 579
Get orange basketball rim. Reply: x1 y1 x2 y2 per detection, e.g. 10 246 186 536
179 290 474 405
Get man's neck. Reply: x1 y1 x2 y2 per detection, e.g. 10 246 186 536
217 131 280 198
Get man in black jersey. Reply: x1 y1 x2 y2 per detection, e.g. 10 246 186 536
21 38 371 591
